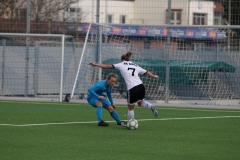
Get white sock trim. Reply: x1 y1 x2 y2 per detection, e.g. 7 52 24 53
140 100 152 109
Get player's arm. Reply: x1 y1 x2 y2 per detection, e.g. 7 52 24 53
89 62 113 69
88 85 105 100
106 87 114 105
145 71 159 79
106 87 117 109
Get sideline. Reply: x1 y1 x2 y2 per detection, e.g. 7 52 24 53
1 97 240 110
1 100 240 113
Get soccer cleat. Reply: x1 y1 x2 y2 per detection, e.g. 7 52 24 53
98 120 109 126
151 105 158 117
120 121 128 127
117 121 127 127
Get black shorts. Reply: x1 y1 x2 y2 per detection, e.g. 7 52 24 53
127 84 145 104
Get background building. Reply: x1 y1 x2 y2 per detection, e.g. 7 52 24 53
0 0 227 34
65 0 224 25
0 0 239 105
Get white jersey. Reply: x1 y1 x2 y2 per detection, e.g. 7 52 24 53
112 61 147 90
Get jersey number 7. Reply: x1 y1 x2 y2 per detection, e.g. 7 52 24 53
128 68 135 76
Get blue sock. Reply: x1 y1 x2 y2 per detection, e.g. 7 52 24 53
96 106 102 123
110 110 121 123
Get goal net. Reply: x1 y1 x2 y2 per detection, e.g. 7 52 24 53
71 23 240 106
0 33 77 101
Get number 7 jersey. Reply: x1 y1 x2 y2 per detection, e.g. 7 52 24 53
112 61 147 90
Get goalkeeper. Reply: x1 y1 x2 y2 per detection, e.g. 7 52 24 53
87 73 126 127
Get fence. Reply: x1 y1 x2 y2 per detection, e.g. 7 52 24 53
1 0 240 106
69 24 240 106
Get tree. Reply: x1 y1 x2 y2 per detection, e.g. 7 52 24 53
0 0 26 32
222 0 240 25
0 0 84 33
0 0 13 18
29 0 80 33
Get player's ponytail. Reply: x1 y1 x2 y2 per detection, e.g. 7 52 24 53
121 51 132 61
126 51 132 58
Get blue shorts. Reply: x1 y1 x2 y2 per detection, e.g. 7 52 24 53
87 97 111 109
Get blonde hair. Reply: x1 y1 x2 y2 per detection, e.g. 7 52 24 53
121 51 132 61
107 73 118 80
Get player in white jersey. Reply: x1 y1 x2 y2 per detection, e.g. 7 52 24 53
89 51 159 124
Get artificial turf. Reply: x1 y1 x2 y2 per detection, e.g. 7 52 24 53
1 100 240 160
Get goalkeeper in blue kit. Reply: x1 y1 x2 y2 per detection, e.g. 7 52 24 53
87 73 126 127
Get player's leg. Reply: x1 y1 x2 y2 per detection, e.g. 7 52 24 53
87 97 109 126
136 84 158 117
102 99 121 124
127 104 135 120
138 100 158 117
127 88 137 120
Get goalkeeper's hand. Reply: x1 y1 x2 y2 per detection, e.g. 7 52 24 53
112 104 116 109
98 96 105 100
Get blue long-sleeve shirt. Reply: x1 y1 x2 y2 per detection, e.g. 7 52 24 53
87 80 114 105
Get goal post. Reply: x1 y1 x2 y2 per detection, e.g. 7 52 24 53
70 24 104 99
0 33 72 102
70 23 240 106
70 23 92 99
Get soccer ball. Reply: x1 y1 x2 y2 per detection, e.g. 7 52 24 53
127 119 138 130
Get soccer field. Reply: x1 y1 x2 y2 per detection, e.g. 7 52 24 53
1 100 240 160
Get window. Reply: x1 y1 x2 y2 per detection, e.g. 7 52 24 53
214 13 222 25
65 8 81 22
70 8 75 12
171 11 181 25
166 9 182 25
192 43 205 51
107 14 113 23
144 40 150 49
193 13 207 25
120 15 126 24
66 8 80 13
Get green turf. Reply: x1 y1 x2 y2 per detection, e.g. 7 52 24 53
0 100 240 160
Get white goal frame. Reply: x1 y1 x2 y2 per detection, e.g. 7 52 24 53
0 33 66 102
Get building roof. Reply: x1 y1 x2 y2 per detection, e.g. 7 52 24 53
214 2 224 13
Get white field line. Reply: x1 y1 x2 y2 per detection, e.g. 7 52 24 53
157 107 240 113
0 121 98 127
1 100 240 113
0 115 240 127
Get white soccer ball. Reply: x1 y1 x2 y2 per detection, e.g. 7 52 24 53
127 119 138 130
